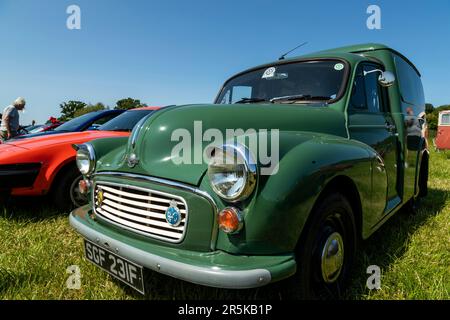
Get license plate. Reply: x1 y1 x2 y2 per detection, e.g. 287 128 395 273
84 239 145 294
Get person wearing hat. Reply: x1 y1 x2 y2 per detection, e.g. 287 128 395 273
0 97 26 141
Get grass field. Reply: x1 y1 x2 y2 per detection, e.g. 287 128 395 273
0 146 448 300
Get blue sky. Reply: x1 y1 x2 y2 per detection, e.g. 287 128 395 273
0 0 449 124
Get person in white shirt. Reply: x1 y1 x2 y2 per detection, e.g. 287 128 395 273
0 97 26 141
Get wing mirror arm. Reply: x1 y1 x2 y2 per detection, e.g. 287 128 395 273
363 69 396 87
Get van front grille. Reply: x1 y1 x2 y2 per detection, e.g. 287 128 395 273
93 182 188 242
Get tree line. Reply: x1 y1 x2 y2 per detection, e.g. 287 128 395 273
59 98 146 121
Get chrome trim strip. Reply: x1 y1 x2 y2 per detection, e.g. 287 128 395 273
70 212 272 289
93 171 219 250
93 180 188 244
130 113 153 149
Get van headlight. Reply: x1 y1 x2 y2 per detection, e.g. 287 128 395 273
207 144 257 202
73 143 96 176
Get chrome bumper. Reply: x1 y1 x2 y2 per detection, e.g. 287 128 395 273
69 211 274 289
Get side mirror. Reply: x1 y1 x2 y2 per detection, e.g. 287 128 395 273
363 69 396 87
378 71 396 87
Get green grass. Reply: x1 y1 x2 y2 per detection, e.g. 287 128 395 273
0 146 448 300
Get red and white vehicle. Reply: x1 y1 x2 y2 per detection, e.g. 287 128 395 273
436 110 450 150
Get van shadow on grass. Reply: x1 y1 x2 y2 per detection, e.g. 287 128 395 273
118 269 289 300
114 187 448 300
0 196 68 222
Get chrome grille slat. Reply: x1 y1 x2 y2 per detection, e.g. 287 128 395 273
99 205 185 230
94 182 188 242
98 185 185 206
101 191 187 213
97 208 181 239
101 198 185 221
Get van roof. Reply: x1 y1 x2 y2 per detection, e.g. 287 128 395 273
316 43 420 76
230 43 420 81
312 43 391 55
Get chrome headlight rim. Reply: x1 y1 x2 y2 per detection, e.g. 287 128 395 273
207 143 257 202
74 143 96 176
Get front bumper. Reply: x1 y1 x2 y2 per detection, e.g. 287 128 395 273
69 205 297 289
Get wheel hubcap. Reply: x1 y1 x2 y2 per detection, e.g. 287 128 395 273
321 231 344 284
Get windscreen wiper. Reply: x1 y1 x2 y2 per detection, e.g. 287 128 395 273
270 94 331 103
234 97 269 104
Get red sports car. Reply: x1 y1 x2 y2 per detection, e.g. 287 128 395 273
0 106 160 209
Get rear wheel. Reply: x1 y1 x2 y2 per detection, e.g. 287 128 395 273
405 154 429 215
418 154 429 198
52 165 88 211
295 193 357 299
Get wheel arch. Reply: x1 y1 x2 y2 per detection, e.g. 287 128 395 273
48 158 78 195
296 174 363 250
316 175 362 239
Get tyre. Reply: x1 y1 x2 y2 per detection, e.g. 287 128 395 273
418 155 428 198
0 191 11 206
52 165 88 211
294 193 357 300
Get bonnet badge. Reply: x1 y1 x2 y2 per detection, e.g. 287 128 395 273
165 200 181 227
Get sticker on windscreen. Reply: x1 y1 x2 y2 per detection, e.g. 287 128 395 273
334 63 344 71
262 67 276 79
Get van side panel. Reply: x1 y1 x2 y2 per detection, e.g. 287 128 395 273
360 49 426 203
392 53 426 200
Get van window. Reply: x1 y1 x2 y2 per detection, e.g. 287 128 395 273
394 55 425 107
350 67 366 110
231 86 253 104
363 65 382 113
441 113 450 125
349 64 386 113
216 60 347 105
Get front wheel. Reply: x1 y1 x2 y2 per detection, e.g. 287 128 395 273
52 165 88 210
294 193 357 299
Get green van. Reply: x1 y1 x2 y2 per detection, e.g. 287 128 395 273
70 43 428 298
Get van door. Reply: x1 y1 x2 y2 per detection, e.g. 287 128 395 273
348 63 401 216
